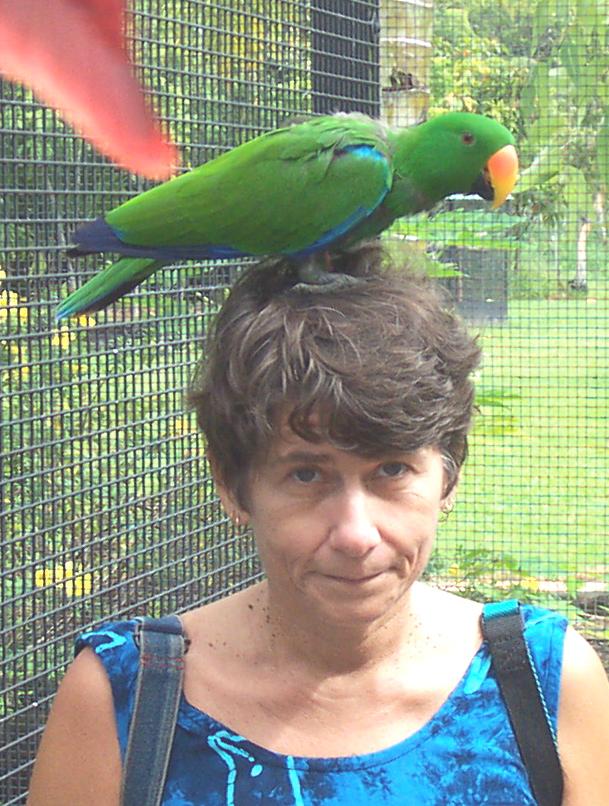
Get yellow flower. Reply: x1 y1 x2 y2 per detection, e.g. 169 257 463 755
1 339 23 357
51 327 76 350
34 561 93 597
70 361 88 375
170 415 197 437
0 290 28 324
77 314 97 328
1 360 30 385
0 290 20 304
519 576 540 594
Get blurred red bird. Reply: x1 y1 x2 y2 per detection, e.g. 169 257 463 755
0 0 178 178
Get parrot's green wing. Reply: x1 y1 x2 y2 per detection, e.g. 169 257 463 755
105 115 393 256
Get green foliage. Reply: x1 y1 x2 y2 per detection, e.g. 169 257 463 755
518 0 608 220
430 0 609 298
132 0 313 159
431 0 528 129
387 208 527 298
474 385 521 437
389 209 524 251
1 274 226 677
437 294 609 601
426 545 582 622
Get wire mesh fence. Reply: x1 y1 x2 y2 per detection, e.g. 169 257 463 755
1 0 608 802
0 2 380 800
414 0 609 631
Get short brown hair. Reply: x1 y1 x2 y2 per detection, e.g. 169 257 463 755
187 243 481 507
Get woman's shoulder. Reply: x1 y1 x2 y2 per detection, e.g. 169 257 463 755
417 585 568 640
415 587 569 681
75 617 141 688
519 601 568 631
76 616 139 653
27 637 122 804
413 584 484 639
512 601 568 676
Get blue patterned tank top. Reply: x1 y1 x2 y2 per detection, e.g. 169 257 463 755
76 603 567 805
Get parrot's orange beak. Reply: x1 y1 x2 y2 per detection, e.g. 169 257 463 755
488 144 519 209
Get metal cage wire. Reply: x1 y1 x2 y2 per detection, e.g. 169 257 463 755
2 0 608 803
1 2 380 802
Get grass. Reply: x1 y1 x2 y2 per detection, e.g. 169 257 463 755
436 293 609 588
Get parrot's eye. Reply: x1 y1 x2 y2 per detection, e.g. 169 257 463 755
462 132 475 145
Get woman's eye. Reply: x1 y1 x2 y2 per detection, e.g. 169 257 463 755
377 462 408 479
292 467 320 484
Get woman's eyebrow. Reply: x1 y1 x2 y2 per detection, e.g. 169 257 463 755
274 450 333 465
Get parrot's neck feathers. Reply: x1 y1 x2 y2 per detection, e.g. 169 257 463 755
382 125 433 215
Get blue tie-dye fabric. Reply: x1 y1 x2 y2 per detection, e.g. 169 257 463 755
76 604 567 805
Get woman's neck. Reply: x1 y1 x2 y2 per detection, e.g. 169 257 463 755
253 580 427 678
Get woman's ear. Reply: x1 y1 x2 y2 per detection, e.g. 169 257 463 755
441 471 460 514
208 454 250 528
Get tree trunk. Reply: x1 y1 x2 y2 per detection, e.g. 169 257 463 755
594 189 607 243
380 0 433 127
569 216 591 292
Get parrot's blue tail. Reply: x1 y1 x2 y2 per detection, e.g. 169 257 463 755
67 217 126 256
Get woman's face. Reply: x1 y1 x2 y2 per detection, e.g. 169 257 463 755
227 423 450 628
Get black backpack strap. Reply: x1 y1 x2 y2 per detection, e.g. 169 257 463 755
482 600 563 806
121 614 186 806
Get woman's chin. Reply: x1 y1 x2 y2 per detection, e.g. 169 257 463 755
302 571 410 626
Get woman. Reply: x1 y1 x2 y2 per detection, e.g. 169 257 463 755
28 244 609 804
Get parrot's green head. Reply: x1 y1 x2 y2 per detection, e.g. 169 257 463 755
393 112 519 210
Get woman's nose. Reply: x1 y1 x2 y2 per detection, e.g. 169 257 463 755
327 488 382 557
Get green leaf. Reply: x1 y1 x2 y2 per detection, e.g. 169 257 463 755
425 262 463 278
576 0 600 41
533 0 552 48
520 62 545 121
389 210 523 251
476 388 521 408
519 83 536 125
597 112 609 191
515 145 565 192
559 31 580 87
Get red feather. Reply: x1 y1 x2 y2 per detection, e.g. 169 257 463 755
0 0 178 178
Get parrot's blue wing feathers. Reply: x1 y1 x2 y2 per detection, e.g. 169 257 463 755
289 145 390 257
68 218 249 260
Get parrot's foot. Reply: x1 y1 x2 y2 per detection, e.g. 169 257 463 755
292 272 362 294
291 256 362 293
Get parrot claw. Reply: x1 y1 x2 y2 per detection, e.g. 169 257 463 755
291 255 362 293
291 273 363 294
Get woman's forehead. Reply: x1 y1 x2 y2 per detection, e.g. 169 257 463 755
268 421 439 464
263 404 443 464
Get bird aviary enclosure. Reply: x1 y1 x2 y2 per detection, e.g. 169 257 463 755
1 0 608 801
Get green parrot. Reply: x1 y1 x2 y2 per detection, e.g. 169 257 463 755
57 111 518 319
